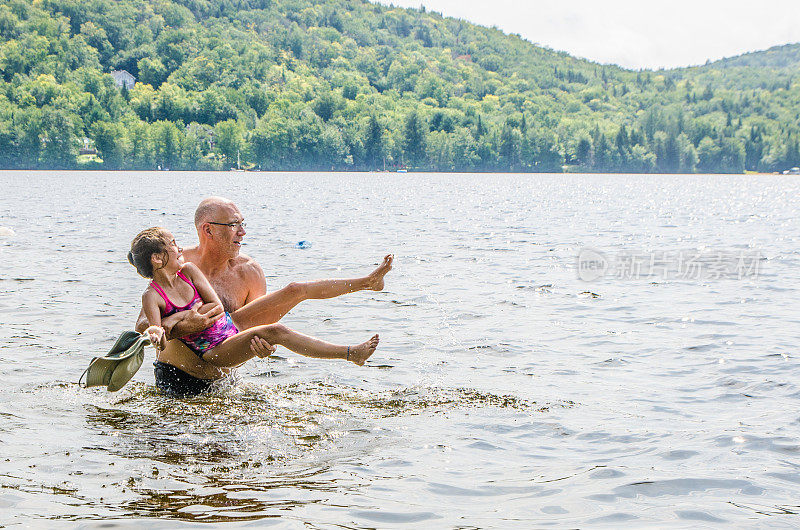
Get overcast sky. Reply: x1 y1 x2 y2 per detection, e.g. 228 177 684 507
376 0 800 70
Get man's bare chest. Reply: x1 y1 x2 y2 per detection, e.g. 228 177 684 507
207 270 248 312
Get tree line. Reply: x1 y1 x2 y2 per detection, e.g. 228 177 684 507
0 0 798 172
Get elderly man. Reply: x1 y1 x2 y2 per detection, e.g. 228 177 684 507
136 197 393 396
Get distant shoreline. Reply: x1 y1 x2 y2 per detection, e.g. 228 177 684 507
4 1 798 178
0 169 790 176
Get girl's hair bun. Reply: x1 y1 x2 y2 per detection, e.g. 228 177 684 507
129 227 170 278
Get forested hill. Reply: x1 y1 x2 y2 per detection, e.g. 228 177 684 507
1 0 798 173
702 43 800 70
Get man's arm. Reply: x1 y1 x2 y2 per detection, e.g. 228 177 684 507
135 306 150 334
243 259 268 305
135 302 223 340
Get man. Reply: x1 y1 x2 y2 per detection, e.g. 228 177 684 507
136 197 393 396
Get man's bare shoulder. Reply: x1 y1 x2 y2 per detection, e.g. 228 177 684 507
182 245 201 263
232 253 265 281
233 254 267 302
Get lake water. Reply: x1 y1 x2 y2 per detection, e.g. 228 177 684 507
1 171 799 527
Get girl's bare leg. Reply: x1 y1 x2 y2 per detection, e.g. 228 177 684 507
232 255 393 329
201 324 379 368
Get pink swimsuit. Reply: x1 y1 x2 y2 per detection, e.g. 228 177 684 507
150 271 239 357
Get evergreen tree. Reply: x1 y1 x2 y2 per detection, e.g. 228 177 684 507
363 115 385 169
402 111 427 167
499 122 520 170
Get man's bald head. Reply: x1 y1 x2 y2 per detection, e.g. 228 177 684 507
194 197 246 257
194 197 237 228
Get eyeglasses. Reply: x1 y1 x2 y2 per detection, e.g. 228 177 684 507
208 221 246 230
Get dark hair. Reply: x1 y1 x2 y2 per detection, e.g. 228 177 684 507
129 227 171 278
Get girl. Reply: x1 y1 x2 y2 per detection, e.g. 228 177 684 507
128 227 379 375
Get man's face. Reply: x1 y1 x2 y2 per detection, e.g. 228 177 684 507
207 204 246 256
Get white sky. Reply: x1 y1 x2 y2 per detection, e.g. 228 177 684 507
376 0 800 70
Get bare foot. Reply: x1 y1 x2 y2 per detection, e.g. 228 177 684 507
367 254 393 291
349 334 379 366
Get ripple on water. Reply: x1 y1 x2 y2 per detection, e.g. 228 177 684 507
348 510 443 524
588 478 765 502
2 374 569 523
587 512 639 524
659 450 700 461
675 510 729 523
3 172 800 525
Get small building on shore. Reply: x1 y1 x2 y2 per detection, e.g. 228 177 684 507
110 70 136 90
79 137 96 155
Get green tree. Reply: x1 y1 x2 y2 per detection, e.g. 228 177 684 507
744 127 764 171
318 124 349 168
137 57 168 89
782 137 800 168
252 114 294 168
654 131 680 173
363 115 385 169
427 131 454 171
127 120 153 169
312 91 341 122
13 107 43 167
0 117 16 167
524 130 563 172
40 109 77 168
592 128 611 171
451 127 479 171
152 120 181 169
92 121 127 169
696 136 721 173
214 119 245 167
402 111 427 167
499 122 521 170
718 137 745 173
575 136 593 168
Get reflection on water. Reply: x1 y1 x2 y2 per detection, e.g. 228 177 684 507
70 380 553 523
26 381 552 522
1 171 799 525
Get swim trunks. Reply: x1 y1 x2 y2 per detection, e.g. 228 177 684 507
153 361 215 397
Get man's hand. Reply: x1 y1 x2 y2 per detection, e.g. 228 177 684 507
164 301 224 340
250 336 276 358
195 301 224 322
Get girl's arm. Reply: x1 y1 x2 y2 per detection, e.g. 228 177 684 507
142 289 167 349
181 263 225 310
137 302 225 339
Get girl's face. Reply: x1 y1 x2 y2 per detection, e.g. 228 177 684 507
158 231 184 273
